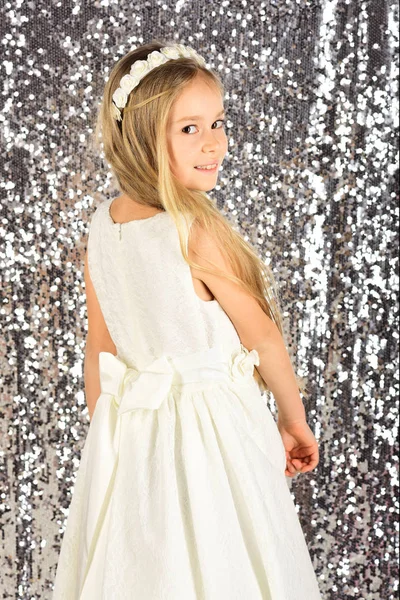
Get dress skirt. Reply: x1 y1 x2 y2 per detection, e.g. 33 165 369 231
52 344 321 599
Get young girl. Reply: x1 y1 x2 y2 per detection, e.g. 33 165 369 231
53 40 322 599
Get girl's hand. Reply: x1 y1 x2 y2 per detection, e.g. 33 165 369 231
277 419 319 478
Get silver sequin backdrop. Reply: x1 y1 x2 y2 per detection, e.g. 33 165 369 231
1 1 398 597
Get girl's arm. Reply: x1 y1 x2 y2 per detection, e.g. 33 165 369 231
188 223 306 425
250 321 307 425
84 349 101 421
84 249 117 420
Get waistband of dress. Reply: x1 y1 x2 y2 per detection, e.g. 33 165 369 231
135 343 259 386
167 345 235 385
99 343 261 405
98 343 262 414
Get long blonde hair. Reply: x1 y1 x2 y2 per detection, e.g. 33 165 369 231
92 39 308 399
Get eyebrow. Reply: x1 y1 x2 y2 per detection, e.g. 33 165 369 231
174 109 225 124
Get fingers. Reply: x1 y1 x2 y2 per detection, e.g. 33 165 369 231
286 460 297 476
285 456 318 477
285 458 299 477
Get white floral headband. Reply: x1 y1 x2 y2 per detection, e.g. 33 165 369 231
111 44 207 121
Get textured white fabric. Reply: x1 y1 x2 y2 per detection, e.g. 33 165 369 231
52 197 322 599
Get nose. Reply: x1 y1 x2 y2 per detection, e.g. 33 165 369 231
202 128 221 153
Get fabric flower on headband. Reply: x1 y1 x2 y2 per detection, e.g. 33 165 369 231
111 44 207 121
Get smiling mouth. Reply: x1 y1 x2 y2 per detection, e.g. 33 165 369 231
194 163 218 170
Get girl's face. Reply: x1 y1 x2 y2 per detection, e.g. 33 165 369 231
166 75 228 191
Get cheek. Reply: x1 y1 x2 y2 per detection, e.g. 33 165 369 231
167 142 190 176
175 141 199 169
169 137 190 163
168 146 183 175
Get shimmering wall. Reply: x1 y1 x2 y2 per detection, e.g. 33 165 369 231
1 0 398 597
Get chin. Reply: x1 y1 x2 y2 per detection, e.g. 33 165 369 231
189 178 218 192
188 184 217 192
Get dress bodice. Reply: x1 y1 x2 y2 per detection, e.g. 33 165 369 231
87 197 241 369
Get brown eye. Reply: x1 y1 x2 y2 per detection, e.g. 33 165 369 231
182 125 197 134
212 119 226 129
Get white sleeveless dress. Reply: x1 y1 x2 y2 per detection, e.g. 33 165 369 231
52 197 322 600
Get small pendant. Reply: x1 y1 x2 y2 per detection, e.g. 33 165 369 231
119 223 122 241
